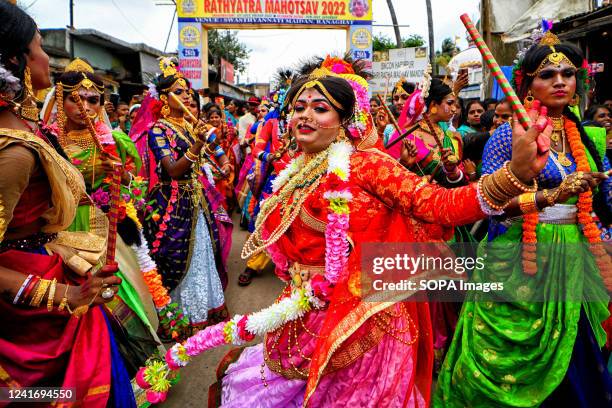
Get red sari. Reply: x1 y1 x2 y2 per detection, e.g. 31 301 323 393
261 148 485 406
0 128 111 407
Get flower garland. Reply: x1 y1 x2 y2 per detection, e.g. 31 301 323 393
322 141 353 283
137 140 353 404
522 118 612 288
150 180 178 254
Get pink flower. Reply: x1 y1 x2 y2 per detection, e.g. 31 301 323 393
135 367 151 389
146 205 154 212
91 188 110 206
156 232 164 239
133 188 142 196
152 241 161 248
310 274 333 301
165 349 181 370
159 223 168 231
237 316 255 342
71 158 83 165
146 390 167 404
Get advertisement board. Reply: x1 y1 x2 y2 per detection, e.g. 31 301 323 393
369 47 429 95
177 0 372 25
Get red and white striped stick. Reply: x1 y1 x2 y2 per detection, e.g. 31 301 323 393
105 163 122 265
460 14 532 130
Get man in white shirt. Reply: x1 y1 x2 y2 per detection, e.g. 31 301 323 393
238 96 260 143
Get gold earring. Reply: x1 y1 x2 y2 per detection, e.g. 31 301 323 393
19 67 40 122
430 106 438 114
524 90 534 110
336 127 347 142
160 94 170 117
569 94 579 107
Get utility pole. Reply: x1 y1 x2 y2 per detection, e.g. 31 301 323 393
69 0 74 28
426 0 435 74
69 0 75 58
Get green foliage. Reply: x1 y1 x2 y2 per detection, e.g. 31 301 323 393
372 33 425 52
208 29 250 73
435 37 460 68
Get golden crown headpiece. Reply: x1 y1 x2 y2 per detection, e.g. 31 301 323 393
159 57 183 79
58 58 104 94
527 31 576 76
393 77 410 96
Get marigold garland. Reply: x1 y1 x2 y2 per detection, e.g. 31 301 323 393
522 117 612 288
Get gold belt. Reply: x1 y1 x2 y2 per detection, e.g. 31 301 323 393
289 262 325 288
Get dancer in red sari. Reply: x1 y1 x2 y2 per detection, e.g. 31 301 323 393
137 55 556 406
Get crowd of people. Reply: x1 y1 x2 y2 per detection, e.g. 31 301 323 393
1 1 611 407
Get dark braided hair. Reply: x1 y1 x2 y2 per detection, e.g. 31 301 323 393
0 2 37 106
424 78 453 110
564 107 612 225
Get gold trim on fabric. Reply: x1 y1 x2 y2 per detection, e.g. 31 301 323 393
303 301 396 405
85 384 110 397
0 129 85 233
0 364 20 389
0 193 6 243
323 321 385 375
263 338 310 380
356 128 379 151
299 208 326 233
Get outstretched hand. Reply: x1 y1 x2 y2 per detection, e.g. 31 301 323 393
509 100 552 183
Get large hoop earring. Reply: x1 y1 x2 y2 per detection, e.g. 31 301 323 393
160 94 170 117
524 90 534 110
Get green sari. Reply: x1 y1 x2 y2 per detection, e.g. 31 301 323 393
434 123 611 407
61 127 160 345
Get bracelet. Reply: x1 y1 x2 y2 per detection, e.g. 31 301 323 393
478 176 506 211
446 170 465 184
20 276 40 305
30 279 51 308
184 149 198 162
47 278 57 312
58 284 69 312
502 161 537 193
13 274 34 305
541 189 556 207
518 192 539 214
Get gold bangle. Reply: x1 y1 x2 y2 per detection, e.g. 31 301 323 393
46 278 57 312
541 189 556 207
185 149 198 161
503 161 538 193
29 279 51 308
518 192 539 214
58 284 69 312
479 176 506 211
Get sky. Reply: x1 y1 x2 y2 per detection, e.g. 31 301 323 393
25 0 480 83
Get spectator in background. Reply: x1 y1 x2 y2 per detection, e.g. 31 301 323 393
129 103 140 124
111 100 130 133
390 78 415 118
224 99 239 127
479 109 495 134
460 100 486 134
369 97 380 114
492 99 512 130
483 97 498 111
187 89 201 122
603 98 612 113
238 96 259 144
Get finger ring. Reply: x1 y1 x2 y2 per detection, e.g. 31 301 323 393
101 288 115 300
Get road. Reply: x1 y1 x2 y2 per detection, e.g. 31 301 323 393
161 213 284 407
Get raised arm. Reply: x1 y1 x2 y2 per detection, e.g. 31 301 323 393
352 150 485 227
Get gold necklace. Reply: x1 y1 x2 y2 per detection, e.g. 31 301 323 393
164 116 188 130
550 130 572 167
549 115 564 143
242 148 330 259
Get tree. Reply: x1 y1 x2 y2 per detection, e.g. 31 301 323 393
208 29 250 73
435 37 460 70
373 34 424 52
385 0 402 48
